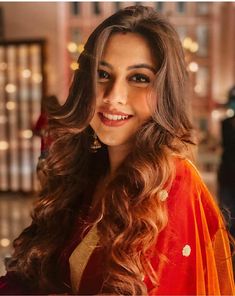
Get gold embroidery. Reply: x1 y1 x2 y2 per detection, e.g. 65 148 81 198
69 225 99 293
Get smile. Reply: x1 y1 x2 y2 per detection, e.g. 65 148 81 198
102 112 129 121
98 112 132 127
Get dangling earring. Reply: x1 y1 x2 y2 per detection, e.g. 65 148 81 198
91 132 101 152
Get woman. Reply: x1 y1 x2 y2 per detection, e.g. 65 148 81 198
0 5 234 295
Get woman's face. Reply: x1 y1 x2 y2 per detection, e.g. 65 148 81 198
90 32 157 148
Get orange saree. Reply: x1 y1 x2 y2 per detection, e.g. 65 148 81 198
68 157 234 295
145 157 234 295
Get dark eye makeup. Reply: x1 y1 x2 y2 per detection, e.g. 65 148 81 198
97 69 151 85
97 69 110 80
130 73 150 83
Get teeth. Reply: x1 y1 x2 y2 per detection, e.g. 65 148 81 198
102 112 129 121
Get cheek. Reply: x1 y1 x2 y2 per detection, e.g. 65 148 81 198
96 85 105 102
133 93 152 120
90 111 100 130
90 91 103 125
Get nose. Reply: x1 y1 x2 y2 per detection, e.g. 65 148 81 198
103 78 127 105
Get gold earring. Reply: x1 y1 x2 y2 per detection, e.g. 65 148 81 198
91 132 102 152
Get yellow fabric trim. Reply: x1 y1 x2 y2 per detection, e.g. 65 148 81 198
69 225 99 293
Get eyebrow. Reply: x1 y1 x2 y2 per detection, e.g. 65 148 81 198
99 61 156 74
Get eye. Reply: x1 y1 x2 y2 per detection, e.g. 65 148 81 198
97 69 110 82
130 73 150 83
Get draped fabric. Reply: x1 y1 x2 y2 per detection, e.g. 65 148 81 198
144 158 234 295
68 157 234 295
0 157 234 295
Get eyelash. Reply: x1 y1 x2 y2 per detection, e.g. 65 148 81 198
97 69 110 80
97 70 150 84
131 73 150 83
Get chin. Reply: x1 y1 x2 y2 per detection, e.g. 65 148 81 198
98 133 133 148
98 135 122 146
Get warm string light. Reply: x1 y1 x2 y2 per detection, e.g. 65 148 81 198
22 69 31 78
6 101 16 111
182 37 199 53
77 44 84 53
188 62 199 73
67 42 78 53
32 73 42 83
182 36 200 98
182 37 199 73
70 62 79 71
5 83 17 94
0 238 10 247
21 129 33 139
226 109 235 117
67 42 84 71
0 141 9 151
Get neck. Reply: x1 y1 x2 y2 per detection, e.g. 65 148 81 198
107 144 131 175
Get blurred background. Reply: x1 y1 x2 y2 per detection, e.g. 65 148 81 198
0 1 234 275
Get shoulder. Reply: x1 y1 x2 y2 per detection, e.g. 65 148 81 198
170 155 215 202
172 155 203 190
147 156 232 294
167 156 222 237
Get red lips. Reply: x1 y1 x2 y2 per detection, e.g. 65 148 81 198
98 112 132 127
98 107 132 117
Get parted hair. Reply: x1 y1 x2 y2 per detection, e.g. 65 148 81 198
7 5 194 294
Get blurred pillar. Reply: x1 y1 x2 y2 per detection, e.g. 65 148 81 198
212 2 235 104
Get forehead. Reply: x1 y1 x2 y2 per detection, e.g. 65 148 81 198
101 32 156 67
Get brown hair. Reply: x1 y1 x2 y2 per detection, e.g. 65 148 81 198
7 6 194 294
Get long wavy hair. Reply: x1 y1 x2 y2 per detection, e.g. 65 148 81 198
7 5 194 294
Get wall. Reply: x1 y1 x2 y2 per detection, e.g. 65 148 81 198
0 2 67 103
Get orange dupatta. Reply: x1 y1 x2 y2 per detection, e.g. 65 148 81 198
146 157 234 295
